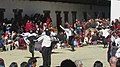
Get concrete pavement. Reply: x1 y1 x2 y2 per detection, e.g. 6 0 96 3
0 45 109 67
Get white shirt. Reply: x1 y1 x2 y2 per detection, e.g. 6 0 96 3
50 31 57 36
115 38 120 48
21 32 30 37
111 35 116 42
60 25 72 39
28 33 37 37
37 35 51 47
21 32 37 44
100 29 109 38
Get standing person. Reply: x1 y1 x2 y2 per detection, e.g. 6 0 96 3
37 29 52 67
60 25 76 51
100 27 110 48
27 29 37 58
25 20 33 32
115 33 120 58
76 21 82 35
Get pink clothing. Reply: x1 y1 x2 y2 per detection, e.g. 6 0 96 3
25 22 33 32
118 24 120 30
46 18 52 27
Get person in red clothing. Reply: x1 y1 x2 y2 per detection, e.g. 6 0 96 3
25 20 33 32
112 21 117 31
25 20 30 32
82 21 86 31
46 18 52 28
32 22 37 33
117 24 120 30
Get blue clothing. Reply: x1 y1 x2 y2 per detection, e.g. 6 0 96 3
74 40 78 46
0 40 4 48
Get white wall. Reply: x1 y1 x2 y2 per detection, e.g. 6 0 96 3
0 0 109 26
111 0 120 21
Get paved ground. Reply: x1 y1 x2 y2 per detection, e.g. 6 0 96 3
0 45 109 67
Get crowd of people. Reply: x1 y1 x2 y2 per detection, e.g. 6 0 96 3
0 57 37 67
0 13 118 51
0 57 104 67
1 12 120 67
1 56 120 67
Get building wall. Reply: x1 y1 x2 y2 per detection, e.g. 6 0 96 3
111 0 120 21
0 0 110 26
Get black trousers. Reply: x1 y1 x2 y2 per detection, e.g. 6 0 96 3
102 37 107 48
29 42 35 57
42 47 52 67
69 36 75 51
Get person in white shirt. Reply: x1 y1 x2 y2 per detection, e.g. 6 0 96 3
60 25 72 40
115 34 120 58
111 33 116 44
37 29 52 67
100 27 110 48
27 29 38 58
20 32 30 45
60 25 75 51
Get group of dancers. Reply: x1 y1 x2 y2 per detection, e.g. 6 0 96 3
18 23 78 67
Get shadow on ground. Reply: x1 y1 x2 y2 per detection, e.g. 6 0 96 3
51 51 63 54
24 56 42 58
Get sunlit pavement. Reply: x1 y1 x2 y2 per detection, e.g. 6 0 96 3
0 45 109 67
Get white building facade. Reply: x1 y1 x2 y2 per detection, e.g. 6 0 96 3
0 0 110 26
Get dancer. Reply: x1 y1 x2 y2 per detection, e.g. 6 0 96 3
60 25 76 51
27 29 37 57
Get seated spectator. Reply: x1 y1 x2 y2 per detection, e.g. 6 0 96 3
0 58 5 67
18 37 27 50
74 60 83 67
9 62 18 67
60 59 76 67
93 61 103 67
73 39 79 47
28 58 37 67
20 61 28 67
109 56 118 67
116 58 120 67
